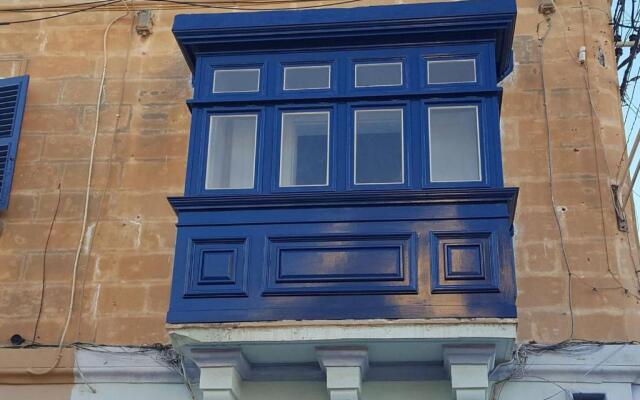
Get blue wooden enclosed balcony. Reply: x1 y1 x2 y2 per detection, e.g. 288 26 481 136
166 0 518 324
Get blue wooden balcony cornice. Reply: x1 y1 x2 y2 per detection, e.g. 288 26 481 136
172 0 517 81
169 187 518 224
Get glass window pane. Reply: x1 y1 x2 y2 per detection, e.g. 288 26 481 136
429 106 481 182
213 69 260 93
355 62 403 87
284 66 331 90
206 114 257 189
354 109 404 185
428 59 476 84
280 112 330 187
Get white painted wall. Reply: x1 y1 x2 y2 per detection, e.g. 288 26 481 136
72 383 193 400
54 344 640 400
496 381 633 400
6 379 637 400
67 381 454 400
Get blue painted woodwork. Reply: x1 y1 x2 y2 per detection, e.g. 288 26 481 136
0 75 29 211
168 1 518 323
264 233 417 295
183 49 504 195
184 238 248 298
167 189 518 323
172 0 516 80
430 231 499 293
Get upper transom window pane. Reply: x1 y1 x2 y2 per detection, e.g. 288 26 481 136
280 112 330 187
284 65 331 90
427 59 476 84
206 114 258 189
355 62 403 87
429 106 481 182
213 69 260 93
354 109 404 185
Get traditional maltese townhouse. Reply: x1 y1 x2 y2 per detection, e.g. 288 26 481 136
0 1 639 400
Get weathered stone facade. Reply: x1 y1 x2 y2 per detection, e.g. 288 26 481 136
0 0 637 355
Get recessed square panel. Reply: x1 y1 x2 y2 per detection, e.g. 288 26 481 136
430 232 499 293
200 250 236 282
184 238 248 298
445 244 484 279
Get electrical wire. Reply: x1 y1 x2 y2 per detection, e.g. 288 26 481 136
0 0 116 12
116 0 367 12
616 0 640 100
0 0 122 25
492 339 640 400
616 0 640 228
0 0 361 11
27 5 132 376
74 7 136 343
31 183 62 345
577 1 640 303
0 0 367 24
537 15 576 340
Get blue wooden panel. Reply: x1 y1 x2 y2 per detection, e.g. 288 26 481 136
447 245 484 278
184 238 248 298
264 234 417 295
430 232 499 293
166 189 518 323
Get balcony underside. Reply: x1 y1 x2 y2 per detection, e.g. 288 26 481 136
167 188 518 324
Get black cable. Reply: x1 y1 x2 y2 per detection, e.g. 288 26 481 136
0 0 121 25
1 0 364 12
144 0 363 11
0 0 115 12
617 0 640 101
0 0 364 24
31 183 62 345
538 17 576 340
134 0 366 10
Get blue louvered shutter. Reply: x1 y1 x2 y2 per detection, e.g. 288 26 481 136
0 76 29 210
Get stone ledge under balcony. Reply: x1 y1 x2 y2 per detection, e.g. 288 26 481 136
168 318 517 400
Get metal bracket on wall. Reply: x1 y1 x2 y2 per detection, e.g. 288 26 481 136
135 10 154 37
612 184 629 232
539 0 556 15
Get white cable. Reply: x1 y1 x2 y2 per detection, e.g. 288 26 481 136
28 7 130 375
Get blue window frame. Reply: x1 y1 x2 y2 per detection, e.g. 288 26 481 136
184 43 504 196
0 75 29 211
